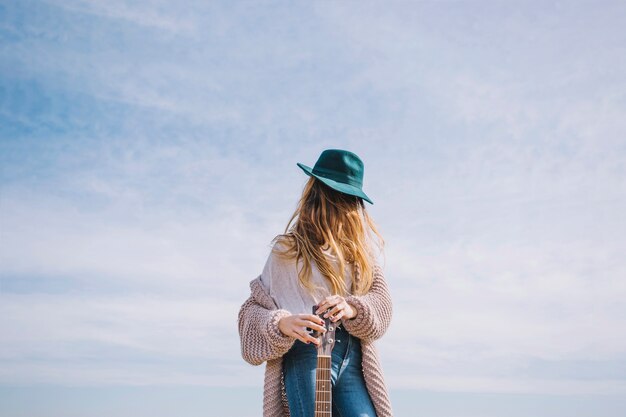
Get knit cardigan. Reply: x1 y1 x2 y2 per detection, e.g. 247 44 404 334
237 263 394 417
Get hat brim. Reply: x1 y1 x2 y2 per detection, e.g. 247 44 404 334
297 163 374 205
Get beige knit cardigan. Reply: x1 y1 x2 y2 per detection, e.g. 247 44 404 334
237 263 394 417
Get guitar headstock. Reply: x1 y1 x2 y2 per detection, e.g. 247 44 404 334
310 304 337 356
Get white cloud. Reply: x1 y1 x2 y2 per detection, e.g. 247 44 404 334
0 292 252 385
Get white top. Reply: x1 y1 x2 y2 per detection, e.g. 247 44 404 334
260 240 353 315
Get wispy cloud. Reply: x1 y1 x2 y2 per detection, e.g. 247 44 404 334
43 0 199 34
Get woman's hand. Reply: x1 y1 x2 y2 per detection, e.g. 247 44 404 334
316 295 357 322
278 314 327 345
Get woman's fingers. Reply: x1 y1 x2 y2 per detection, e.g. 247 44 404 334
292 328 314 344
282 314 330 345
315 296 333 313
318 299 349 321
295 317 326 334
282 309 357 344
325 302 344 318
303 331 321 345
315 296 355 322
303 314 326 326
316 295 342 314
293 327 321 345
330 310 345 322
327 304 347 322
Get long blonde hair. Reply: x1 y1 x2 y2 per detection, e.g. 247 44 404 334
271 177 385 296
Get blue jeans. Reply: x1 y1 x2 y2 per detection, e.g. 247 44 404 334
283 324 377 417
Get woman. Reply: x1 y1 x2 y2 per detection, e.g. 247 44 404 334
237 149 394 417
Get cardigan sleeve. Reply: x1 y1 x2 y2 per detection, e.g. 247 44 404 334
237 295 296 366
340 264 393 341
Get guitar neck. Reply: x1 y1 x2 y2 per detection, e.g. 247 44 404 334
314 355 332 417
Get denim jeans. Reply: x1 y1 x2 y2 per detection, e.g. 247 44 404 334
283 324 377 417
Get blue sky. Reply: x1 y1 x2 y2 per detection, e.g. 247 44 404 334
1 1 626 416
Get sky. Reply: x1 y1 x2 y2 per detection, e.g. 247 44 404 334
1 1 626 416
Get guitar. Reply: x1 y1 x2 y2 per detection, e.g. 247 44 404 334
309 305 338 417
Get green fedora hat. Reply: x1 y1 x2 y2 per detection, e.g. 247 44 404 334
297 149 373 205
